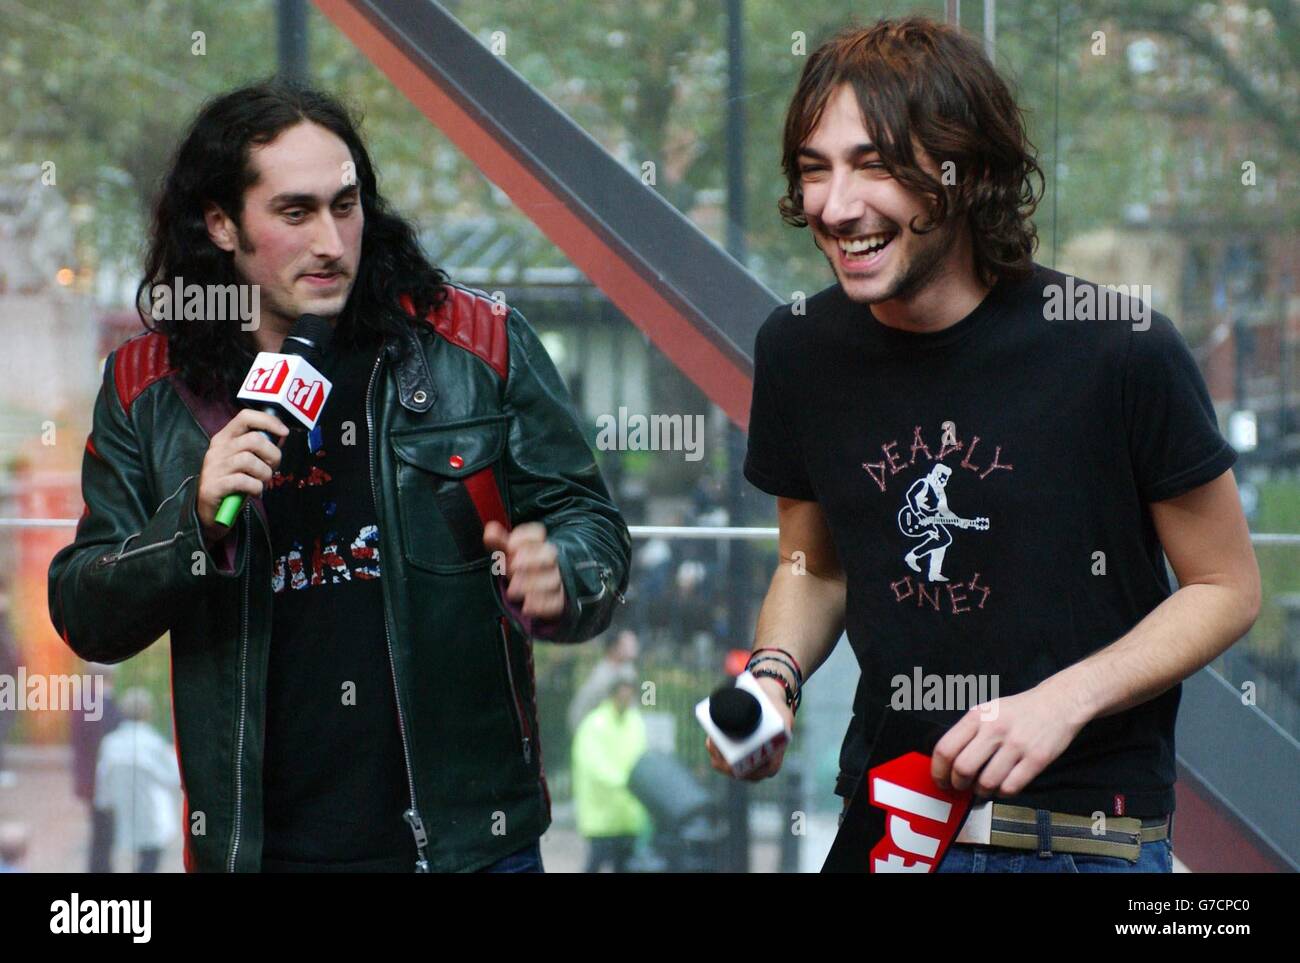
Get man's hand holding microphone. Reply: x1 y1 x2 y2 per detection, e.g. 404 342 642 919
196 409 290 547
195 313 334 548
703 648 801 781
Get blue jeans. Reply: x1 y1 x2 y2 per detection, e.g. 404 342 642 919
936 816 1174 873
479 840 544 873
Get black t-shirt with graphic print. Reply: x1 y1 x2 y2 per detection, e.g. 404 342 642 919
745 263 1237 818
260 332 416 871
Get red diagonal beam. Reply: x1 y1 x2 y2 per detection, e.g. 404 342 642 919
314 0 760 428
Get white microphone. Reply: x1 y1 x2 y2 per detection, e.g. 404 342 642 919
236 349 332 429
213 314 334 528
696 671 790 778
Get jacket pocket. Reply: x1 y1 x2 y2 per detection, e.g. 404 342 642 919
389 416 510 574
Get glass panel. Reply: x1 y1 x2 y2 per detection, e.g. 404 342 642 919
0 0 1293 874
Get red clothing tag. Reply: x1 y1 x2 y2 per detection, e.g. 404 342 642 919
1113 794 1126 816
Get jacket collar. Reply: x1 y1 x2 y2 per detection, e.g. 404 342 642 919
174 324 437 452
385 322 437 414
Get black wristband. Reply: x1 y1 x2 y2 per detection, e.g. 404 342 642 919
747 653 803 691
751 646 805 684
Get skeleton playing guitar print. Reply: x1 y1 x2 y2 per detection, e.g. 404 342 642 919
897 463 990 583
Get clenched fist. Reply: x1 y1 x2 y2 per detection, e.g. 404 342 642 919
483 520 566 620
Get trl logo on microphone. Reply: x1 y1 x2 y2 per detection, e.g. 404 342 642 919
286 377 325 421
245 359 289 395
237 352 332 429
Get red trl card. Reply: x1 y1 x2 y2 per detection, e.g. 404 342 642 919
822 713 974 873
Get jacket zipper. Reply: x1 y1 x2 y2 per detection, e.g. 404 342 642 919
602 565 626 604
367 348 430 872
96 534 183 566
95 474 197 566
575 559 626 605
498 619 533 765
166 405 258 873
227 504 254 871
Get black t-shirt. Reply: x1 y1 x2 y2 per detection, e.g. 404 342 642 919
261 333 416 871
744 263 1237 818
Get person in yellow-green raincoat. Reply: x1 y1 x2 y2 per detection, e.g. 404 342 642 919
572 664 649 872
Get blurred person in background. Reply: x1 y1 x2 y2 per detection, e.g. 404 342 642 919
572 666 649 873
567 628 640 732
631 535 673 641
0 584 17 788
70 662 122 872
670 559 715 650
94 687 180 873
0 822 30 872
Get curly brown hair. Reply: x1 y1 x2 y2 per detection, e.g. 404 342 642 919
779 16 1044 286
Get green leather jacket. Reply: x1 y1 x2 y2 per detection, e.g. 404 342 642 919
48 284 631 872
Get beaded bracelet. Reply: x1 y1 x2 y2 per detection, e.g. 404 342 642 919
750 667 800 715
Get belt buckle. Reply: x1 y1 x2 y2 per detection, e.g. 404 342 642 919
955 799 993 845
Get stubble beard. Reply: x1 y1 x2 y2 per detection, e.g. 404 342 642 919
822 216 960 306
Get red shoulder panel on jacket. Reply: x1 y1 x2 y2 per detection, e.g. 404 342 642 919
112 333 176 414
399 287 509 381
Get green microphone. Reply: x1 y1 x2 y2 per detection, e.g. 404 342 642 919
214 314 334 528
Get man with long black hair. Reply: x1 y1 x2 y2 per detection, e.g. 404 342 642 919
49 81 630 873
710 17 1260 873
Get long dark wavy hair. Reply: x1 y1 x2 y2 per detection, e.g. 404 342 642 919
779 17 1044 286
137 80 449 401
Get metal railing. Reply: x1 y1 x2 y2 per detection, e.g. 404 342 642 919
4 518 1300 545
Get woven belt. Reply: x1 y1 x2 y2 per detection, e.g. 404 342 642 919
973 803 1169 862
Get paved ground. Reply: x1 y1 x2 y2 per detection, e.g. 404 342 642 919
0 745 788 873
0 745 1185 872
